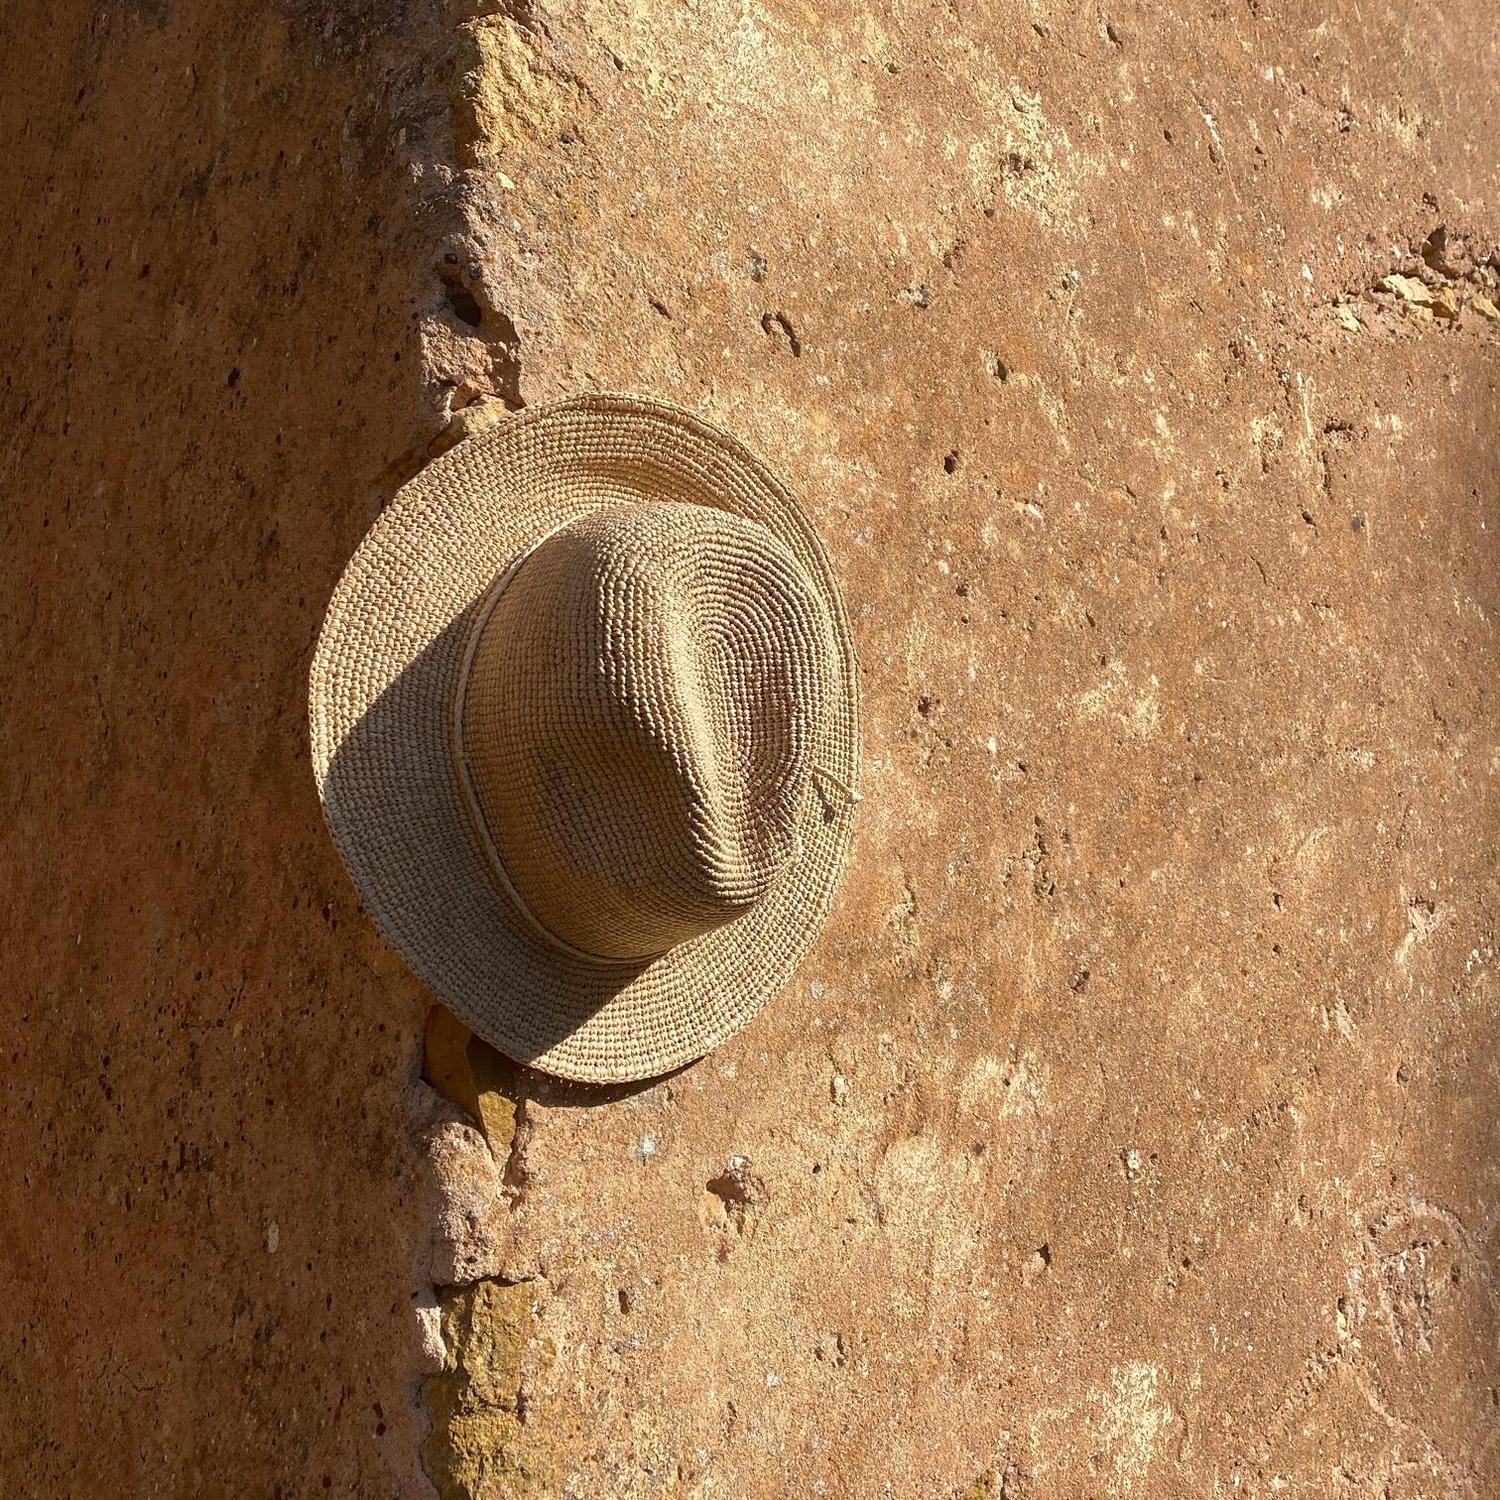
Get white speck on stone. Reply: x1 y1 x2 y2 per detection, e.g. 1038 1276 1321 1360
636 1135 659 1162
986 736 999 755
831 1073 851 1106
810 978 826 1000
414 1286 446 1373
765 1371 781 1388
1123 1147 1142 1178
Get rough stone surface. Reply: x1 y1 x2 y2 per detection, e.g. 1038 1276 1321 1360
422 1277 574 1500
3 0 1498 1496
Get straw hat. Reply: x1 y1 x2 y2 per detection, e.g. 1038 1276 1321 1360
309 393 860 1083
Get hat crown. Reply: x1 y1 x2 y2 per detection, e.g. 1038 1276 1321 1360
460 500 833 963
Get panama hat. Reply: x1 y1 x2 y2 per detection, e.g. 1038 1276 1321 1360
309 393 860 1083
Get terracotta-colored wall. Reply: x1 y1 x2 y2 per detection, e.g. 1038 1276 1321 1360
0 3 450 1491
3 1 1498 1495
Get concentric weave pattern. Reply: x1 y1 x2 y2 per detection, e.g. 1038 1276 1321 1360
463 501 835 963
308 393 859 1083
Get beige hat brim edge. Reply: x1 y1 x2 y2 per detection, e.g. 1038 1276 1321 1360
308 392 860 1083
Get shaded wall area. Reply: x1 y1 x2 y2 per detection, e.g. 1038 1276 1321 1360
0 2 456 1490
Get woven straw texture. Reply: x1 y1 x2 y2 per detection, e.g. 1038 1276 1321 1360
309 394 859 1083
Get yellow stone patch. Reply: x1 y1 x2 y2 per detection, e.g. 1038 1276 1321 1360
452 17 565 168
422 1279 565 1499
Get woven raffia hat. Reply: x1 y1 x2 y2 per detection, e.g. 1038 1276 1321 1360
310 393 860 1083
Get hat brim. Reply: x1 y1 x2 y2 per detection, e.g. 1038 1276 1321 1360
309 393 859 1083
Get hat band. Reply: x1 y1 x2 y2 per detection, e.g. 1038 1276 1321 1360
449 524 645 969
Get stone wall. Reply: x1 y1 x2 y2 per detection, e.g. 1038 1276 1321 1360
3 1 1497 1496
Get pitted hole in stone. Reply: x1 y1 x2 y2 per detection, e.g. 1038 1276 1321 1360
439 265 485 329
